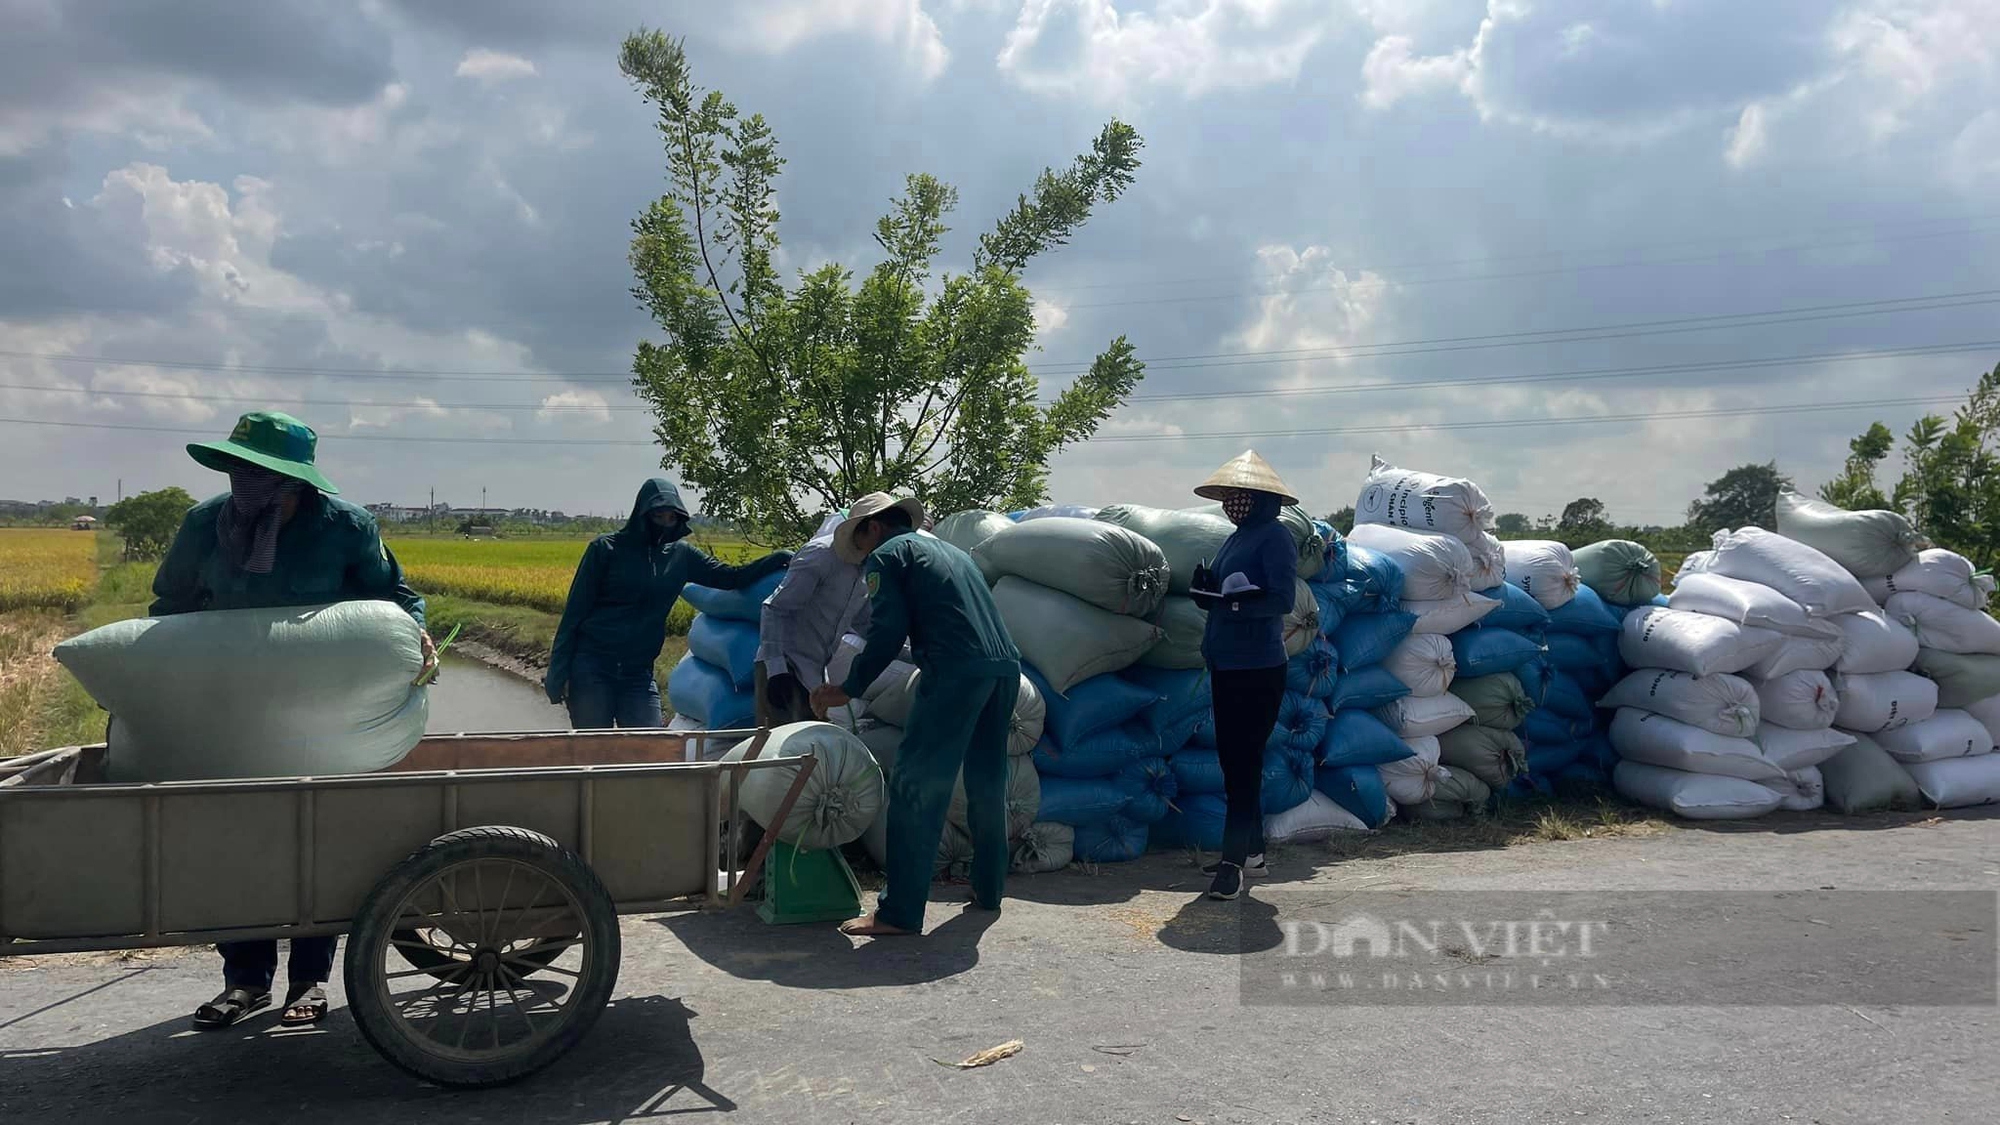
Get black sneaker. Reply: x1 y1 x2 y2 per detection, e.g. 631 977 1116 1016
1202 854 1267 878
1206 862 1243 901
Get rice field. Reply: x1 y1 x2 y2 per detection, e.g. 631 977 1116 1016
0 529 98 612
388 534 764 614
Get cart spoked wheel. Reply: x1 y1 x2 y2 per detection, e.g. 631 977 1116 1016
344 826 620 1088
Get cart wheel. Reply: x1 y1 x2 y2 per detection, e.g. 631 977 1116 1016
344 826 620 1088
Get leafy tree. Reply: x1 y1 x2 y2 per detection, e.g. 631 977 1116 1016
1558 498 1609 530
1819 422 1894 511
106 487 196 560
1890 363 2000 565
619 30 1145 544
1326 506 1355 535
1687 462 1792 533
1494 512 1531 535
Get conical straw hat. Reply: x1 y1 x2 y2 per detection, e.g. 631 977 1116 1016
1193 449 1298 506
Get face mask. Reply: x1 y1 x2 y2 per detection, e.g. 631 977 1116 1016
1222 491 1257 525
650 510 690 543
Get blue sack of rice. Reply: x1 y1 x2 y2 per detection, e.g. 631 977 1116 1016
1074 815 1148 863
1547 584 1621 636
1288 638 1340 699
686 613 761 689
1452 628 1544 678
1038 772 1142 827
1122 665 1210 750
1152 793 1226 851
1520 707 1592 747
682 571 784 622
1172 748 1224 795
1333 611 1418 672
1542 670 1596 721
1309 582 1348 640
668 653 755 729
1315 762 1391 828
1032 722 1159 779
1319 709 1416 768
1545 631 1614 675
1037 667 1161 749
1269 691 1330 758
1119 756 1178 824
1328 664 1412 712
1526 739 1586 777
1476 582 1551 638
1262 745 1316 815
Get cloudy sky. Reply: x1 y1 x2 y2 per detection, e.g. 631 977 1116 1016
3 0 1996 526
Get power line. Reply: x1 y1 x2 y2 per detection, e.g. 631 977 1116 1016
11 339 1991 414
1053 225 2000 311
1117 340 1999 404
1083 394 1966 444
1031 288 2000 373
1028 211 2000 294
7 287 1997 386
0 392 1964 448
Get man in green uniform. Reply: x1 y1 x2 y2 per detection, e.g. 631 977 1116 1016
811 494 1020 937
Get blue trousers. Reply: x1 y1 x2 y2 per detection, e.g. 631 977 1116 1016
220 937 337 993
567 651 662 730
877 669 1017 932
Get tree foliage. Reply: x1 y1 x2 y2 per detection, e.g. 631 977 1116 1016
1558 498 1611 538
1687 462 1793 533
1326 506 1356 535
106 487 196 560
618 30 1146 544
1819 422 1894 512
1494 512 1531 535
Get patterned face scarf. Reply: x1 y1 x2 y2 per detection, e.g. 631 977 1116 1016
217 465 305 575
1222 489 1258 525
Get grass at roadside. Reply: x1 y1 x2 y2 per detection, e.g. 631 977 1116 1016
0 537 147 755
1315 795 1673 862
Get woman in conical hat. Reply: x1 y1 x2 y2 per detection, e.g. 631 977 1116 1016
1187 449 1299 901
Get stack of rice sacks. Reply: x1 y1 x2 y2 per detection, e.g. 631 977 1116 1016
1142 506 1346 850
1345 457 1549 819
1607 524 1871 818
1777 493 2000 811
1503 544 1629 795
669 571 787 733
1558 540 1670 790
963 514 1171 865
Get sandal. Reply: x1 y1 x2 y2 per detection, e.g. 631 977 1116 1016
279 983 329 1027
192 988 271 1030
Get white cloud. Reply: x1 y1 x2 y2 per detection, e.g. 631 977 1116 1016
1033 296 1070 342
1359 33 1471 109
739 0 951 82
998 0 1333 101
1724 101 1768 168
538 389 614 425
455 49 538 84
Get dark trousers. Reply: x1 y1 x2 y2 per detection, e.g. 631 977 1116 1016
220 937 338 993
567 650 662 730
877 670 1017 931
755 663 816 726
1210 664 1288 866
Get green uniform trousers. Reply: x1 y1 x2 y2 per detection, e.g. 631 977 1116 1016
877 668 1018 931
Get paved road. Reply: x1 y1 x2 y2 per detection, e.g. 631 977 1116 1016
5 810 1998 1124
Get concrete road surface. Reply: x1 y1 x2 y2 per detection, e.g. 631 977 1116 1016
4 810 1997 1124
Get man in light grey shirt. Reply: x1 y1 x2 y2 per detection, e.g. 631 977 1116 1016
755 516 875 724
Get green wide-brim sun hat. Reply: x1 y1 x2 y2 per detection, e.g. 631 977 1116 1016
187 410 339 494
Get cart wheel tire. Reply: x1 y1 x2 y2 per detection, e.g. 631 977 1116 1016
388 925 576 982
344 826 620 1088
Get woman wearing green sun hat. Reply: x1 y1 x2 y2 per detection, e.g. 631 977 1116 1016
149 410 432 1031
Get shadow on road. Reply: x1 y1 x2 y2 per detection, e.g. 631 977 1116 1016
0 993 735 1124
657 901 995 989
1002 850 1322 907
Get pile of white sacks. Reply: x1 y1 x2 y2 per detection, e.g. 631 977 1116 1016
1608 492 2000 818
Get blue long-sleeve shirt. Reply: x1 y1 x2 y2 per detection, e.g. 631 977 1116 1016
1196 494 1297 671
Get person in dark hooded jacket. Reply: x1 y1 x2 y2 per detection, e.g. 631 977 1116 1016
1187 450 1301 903
546 479 791 729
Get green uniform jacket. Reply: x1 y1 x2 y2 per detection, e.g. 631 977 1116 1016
841 531 1020 697
149 493 426 628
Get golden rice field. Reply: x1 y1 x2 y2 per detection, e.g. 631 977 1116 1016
0 528 98 612
388 534 763 614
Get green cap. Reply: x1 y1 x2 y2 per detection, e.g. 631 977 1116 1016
187 411 338 494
